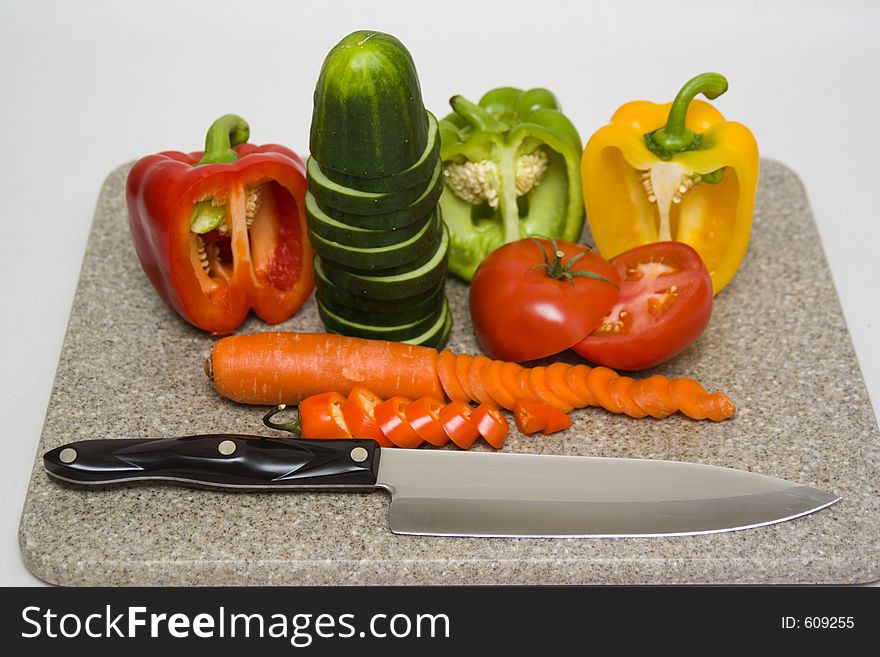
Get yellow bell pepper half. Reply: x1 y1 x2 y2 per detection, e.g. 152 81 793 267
582 73 759 295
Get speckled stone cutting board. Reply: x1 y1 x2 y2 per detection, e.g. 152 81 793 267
18 160 880 586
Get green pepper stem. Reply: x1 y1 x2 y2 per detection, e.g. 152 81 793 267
197 114 250 166
646 73 728 158
262 404 302 435
450 95 508 133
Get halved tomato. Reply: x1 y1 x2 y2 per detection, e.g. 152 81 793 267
469 238 621 362
573 241 712 370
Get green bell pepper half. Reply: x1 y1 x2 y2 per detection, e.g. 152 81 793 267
438 87 585 281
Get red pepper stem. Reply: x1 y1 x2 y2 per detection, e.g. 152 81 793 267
197 114 250 166
646 73 728 158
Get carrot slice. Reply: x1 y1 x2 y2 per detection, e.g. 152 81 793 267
437 350 468 402
545 362 582 410
700 392 737 422
606 377 648 419
629 375 677 419
587 366 624 414
501 361 529 403
669 378 709 420
480 359 516 410
467 355 499 408
564 364 594 408
454 354 477 402
528 366 573 413
471 404 509 448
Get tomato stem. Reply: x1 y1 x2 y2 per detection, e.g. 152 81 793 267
529 238 618 288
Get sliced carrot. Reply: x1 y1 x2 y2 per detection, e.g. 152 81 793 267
564 364 594 408
541 407 572 435
606 376 648 419
544 362 583 410
467 355 499 408
528 366 573 413
587 366 624 414
436 350 468 402
453 354 477 403
471 404 509 448
501 361 529 404
669 378 709 420
480 359 517 410
629 375 677 419
700 392 737 422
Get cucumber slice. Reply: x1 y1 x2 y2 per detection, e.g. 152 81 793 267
317 281 446 325
306 191 434 247
320 112 440 193
308 208 440 271
309 175 443 230
315 260 445 313
308 156 441 216
316 223 449 299
317 297 446 341
404 300 452 348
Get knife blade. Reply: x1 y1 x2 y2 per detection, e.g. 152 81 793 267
42 435 840 538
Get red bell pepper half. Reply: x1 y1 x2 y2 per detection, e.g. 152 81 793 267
126 114 315 334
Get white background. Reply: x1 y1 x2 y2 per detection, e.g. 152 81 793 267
1 0 877 586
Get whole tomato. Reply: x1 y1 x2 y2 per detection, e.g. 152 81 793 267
469 238 620 362
573 241 713 370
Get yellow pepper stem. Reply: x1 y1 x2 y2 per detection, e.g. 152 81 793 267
646 73 728 159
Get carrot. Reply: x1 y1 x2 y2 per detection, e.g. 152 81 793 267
467 355 498 408
209 332 444 404
587 366 624 414
210 332 735 422
437 350 468 402
480 359 517 410
606 376 648 419
528 366 574 413
629 375 678 419
453 353 477 402
501 361 529 402
564 364 594 408
545 362 583 410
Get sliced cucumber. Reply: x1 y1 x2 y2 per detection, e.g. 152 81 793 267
316 223 449 299
308 156 441 216
317 280 445 325
309 208 440 271
315 260 444 313
404 300 452 348
317 297 446 341
309 165 443 229
320 112 440 193
306 191 434 247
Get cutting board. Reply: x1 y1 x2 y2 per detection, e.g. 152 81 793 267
18 160 880 585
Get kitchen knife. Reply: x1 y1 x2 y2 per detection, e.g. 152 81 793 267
43 435 840 538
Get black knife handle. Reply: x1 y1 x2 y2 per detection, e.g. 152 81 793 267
43 435 380 492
